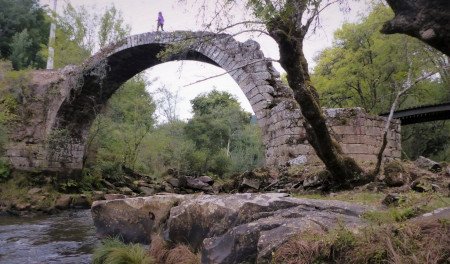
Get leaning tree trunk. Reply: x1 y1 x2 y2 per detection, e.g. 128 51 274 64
381 0 450 56
266 4 364 185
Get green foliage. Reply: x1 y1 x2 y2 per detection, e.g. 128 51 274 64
0 159 11 182
402 121 450 161
184 90 263 177
0 0 49 69
0 63 31 118
136 120 195 176
98 6 131 48
86 76 156 171
312 3 450 161
10 29 34 70
190 90 244 116
313 4 448 114
93 237 154 264
0 62 32 153
41 3 131 68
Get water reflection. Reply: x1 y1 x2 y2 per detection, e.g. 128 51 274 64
0 210 98 264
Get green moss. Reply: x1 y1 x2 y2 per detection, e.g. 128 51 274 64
384 160 405 174
363 192 450 224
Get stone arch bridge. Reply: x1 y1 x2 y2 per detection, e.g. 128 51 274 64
3 31 401 174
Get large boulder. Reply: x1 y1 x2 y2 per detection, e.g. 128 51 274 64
55 195 72 210
91 193 368 263
91 194 188 244
383 161 409 187
414 156 442 172
166 193 367 263
185 176 213 193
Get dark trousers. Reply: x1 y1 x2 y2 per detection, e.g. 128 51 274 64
157 22 164 31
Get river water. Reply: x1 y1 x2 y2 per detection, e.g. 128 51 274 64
0 210 98 264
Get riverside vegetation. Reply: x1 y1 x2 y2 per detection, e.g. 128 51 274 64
0 0 449 263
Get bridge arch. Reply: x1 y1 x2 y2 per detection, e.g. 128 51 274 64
4 31 402 173
46 31 296 170
55 32 284 140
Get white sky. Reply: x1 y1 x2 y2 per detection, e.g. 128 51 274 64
40 0 372 122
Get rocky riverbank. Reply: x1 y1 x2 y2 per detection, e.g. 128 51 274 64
1 156 449 217
91 192 450 264
89 156 450 263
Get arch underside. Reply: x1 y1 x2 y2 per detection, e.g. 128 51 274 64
56 43 221 141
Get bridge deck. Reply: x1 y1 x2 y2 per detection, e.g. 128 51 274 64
380 102 450 125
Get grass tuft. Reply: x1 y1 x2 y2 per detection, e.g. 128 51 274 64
93 237 153 264
273 219 450 264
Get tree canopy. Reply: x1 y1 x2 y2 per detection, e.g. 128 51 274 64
0 0 49 69
312 4 449 114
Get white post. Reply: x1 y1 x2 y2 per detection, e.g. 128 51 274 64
46 0 57 70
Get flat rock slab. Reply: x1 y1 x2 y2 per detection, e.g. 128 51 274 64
91 194 188 243
91 193 368 263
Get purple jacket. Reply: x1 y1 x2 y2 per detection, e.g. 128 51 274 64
158 14 164 24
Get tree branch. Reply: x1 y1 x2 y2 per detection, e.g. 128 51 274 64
182 58 279 87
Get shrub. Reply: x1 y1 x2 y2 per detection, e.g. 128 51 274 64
93 237 153 264
0 159 11 182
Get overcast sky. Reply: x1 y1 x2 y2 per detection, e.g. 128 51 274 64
40 0 372 122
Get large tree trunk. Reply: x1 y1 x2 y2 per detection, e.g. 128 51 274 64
266 2 364 185
381 0 450 56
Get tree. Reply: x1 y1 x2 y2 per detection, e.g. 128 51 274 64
313 4 448 114
245 0 365 185
9 29 34 70
153 85 181 123
86 76 156 170
185 90 262 176
312 3 450 165
98 6 131 48
381 0 450 56
42 3 130 68
0 0 49 69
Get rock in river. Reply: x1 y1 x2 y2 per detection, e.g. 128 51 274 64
91 193 368 263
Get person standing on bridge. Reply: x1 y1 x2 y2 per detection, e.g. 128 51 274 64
157 11 164 31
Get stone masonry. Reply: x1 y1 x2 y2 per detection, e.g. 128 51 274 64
1 31 401 173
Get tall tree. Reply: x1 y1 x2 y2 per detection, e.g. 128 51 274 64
43 3 130 68
98 6 131 48
185 90 262 176
248 0 365 185
0 0 49 69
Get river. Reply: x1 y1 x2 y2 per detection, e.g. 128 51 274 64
0 210 98 264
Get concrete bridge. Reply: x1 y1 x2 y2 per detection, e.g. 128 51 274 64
3 31 401 174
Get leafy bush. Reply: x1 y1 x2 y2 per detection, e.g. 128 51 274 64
93 237 153 264
0 159 11 182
